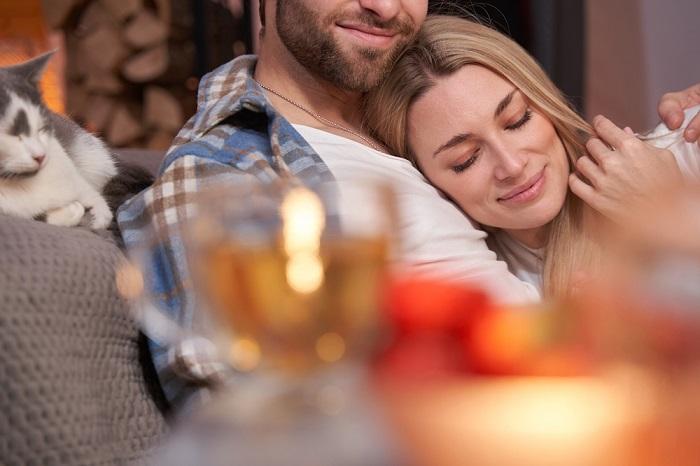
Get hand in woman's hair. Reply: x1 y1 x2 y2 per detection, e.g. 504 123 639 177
569 115 683 223
657 83 700 147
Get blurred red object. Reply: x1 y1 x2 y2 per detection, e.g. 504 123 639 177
375 276 490 380
383 276 491 335
376 276 591 380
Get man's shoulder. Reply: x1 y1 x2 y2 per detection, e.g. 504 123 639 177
161 119 273 174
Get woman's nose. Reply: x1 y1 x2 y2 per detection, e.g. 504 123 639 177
493 146 527 181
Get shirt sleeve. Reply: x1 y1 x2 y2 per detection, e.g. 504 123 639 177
117 154 254 410
392 185 541 304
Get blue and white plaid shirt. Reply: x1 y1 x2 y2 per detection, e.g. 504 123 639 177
117 55 335 411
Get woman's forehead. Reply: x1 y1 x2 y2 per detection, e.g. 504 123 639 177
412 65 519 119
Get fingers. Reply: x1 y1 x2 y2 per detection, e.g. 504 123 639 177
623 126 634 136
658 92 686 130
592 115 633 149
575 156 604 185
658 83 700 131
684 113 700 144
585 137 612 165
568 172 600 211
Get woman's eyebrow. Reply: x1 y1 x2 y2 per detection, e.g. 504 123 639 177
433 132 473 158
494 89 518 118
433 89 520 158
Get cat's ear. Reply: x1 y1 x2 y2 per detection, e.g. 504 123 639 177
8 50 56 85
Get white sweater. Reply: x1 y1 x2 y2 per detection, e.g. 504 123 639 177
293 124 541 304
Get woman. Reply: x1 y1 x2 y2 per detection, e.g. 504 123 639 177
364 15 700 298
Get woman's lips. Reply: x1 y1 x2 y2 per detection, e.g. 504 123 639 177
498 169 546 204
336 23 398 47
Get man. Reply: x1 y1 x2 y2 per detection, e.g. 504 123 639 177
118 0 700 413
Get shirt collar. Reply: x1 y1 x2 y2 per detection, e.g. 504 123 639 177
189 54 275 139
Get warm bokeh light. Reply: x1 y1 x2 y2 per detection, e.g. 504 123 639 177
281 187 326 294
382 375 652 466
0 0 64 113
230 337 262 372
115 261 145 300
315 332 346 363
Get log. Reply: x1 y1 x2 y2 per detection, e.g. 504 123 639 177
84 70 124 94
121 44 168 82
80 25 128 71
144 86 184 132
146 130 176 151
64 34 88 80
76 1 115 37
107 104 142 146
123 10 168 48
154 0 172 27
99 0 142 22
82 95 115 133
42 0 83 29
66 83 89 122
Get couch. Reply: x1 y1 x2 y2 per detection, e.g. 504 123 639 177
0 149 169 465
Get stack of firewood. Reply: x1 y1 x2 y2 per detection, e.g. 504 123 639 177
43 0 197 149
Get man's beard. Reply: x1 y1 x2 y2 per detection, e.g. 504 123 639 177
276 0 416 92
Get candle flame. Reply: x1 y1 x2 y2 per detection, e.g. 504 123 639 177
280 187 325 294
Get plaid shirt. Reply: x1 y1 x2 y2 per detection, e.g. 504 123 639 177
117 55 335 411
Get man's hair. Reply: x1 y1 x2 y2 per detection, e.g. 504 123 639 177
259 0 266 27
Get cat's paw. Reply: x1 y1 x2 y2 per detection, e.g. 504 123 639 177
45 201 86 227
88 202 113 230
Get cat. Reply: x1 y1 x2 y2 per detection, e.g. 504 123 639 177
0 51 116 229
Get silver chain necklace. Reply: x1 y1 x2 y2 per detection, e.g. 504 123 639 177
253 79 382 152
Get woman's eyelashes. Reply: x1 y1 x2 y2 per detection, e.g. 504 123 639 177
452 149 480 173
505 108 532 131
449 108 532 174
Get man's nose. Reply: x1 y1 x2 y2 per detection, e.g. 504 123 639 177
358 0 401 21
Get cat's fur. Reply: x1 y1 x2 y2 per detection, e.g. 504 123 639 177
0 52 116 229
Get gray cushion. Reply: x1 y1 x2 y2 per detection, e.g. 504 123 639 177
0 215 168 465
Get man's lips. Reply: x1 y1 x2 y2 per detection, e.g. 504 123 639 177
498 169 546 203
336 22 399 47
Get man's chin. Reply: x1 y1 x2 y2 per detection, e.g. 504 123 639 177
338 48 403 90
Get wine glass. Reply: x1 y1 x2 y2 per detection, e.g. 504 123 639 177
118 178 404 465
188 180 395 379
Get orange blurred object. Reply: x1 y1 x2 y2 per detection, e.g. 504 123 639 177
465 305 591 376
0 0 65 113
378 276 590 379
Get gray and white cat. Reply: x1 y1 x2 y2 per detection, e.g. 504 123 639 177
0 52 116 229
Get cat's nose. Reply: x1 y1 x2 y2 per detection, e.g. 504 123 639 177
32 154 45 165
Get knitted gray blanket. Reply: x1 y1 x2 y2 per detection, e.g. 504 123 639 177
0 215 168 465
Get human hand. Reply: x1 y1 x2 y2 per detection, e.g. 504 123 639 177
569 115 683 222
657 83 700 145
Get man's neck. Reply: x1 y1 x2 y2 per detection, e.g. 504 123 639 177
254 44 365 132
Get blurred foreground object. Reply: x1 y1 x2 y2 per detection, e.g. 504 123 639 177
573 182 700 466
123 179 404 465
376 277 590 380
378 184 700 466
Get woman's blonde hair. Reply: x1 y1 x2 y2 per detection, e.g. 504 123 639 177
364 15 597 298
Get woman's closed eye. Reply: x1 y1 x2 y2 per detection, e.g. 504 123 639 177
452 148 480 173
505 109 532 131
